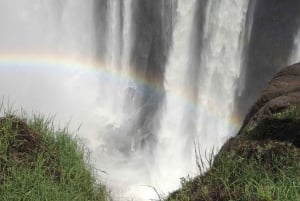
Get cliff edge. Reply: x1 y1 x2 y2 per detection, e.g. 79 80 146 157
168 63 300 201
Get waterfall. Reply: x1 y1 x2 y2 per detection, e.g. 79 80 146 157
289 30 300 65
0 0 252 200
196 0 250 150
97 0 135 144
152 0 250 195
2 0 299 201
153 0 198 192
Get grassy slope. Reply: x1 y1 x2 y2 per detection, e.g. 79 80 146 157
0 114 110 201
168 106 300 201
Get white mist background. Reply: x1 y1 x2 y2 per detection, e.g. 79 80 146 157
0 1 159 200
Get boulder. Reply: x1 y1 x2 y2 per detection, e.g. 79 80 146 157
239 63 300 135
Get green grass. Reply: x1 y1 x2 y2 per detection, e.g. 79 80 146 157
167 105 300 201
2 104 299 201
168 139 300 201
0 112 111 201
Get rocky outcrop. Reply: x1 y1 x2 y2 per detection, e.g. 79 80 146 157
237 62 300 146
241 62 300 128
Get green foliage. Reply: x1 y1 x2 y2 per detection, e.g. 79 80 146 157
0 113 111 201
241 104 300 147
272 104 300 120
168 139 300 201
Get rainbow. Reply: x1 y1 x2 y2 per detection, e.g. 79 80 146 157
0 51 243 133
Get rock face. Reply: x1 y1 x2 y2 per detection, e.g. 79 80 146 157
240 62 300 131
214 62 300 161
237 0 300 118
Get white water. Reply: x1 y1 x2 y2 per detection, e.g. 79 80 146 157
0 1 253 201
153 0 198 193
289 30 300 65
196 0 250 151
96 0 136 143
153 0 250 195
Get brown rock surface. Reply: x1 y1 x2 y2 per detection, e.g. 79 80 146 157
239 62 300 135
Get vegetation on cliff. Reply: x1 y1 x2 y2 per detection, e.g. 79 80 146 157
0 111 110 201
167 63 300 201
168 104 300 201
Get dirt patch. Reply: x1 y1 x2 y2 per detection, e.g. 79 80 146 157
0 115 41 161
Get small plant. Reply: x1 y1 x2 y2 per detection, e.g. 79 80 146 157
194 140 215 176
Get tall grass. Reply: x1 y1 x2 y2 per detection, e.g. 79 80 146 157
167 104 300 201
0 109 111 201
168 139 300 201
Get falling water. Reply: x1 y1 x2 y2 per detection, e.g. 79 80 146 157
153 0 198 192
289 30 300 65
153 0 251 195
96 0 135 145
2 0 299 201
195 0 250 151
